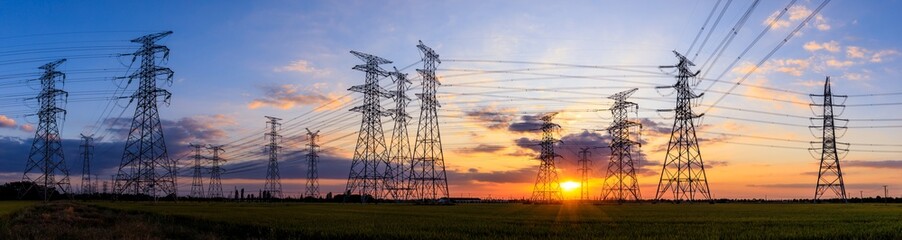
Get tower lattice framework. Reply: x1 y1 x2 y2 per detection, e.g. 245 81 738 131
811 77 848 202
655 51 712 202
22 59 71 201
531 113 563 202
386 67 412 200
207 145 225 198
80 134 95 194
577 147 592 201
345 51 393 203
264 116 283 199
409 41 450 202
305 128 321 198
114 31 177 198
601 88 642 202
189 143 205 198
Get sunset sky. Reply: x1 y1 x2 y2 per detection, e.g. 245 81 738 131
1 0 901 200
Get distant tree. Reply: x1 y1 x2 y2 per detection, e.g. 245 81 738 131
0 181 59 200
326 192 332 200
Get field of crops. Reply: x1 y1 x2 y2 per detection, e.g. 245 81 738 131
86 202 902 239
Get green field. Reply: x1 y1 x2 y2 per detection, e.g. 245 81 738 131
95 202 902 239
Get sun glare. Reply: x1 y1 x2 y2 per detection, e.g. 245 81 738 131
560 181 580 192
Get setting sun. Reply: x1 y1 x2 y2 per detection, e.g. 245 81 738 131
560 181 581 192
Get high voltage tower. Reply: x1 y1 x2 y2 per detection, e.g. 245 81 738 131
190 143 205 198
345 50 393 203
811 77 848 202
601 88 642 202
577 147 592 201
264 116 283 199
207 145 225 198
305 128 321 198
531 112 563 202
80 134 95 194
386 67 412 200
114 31 177 199
21 59 71 201
409 40 450 202
655 51 712 202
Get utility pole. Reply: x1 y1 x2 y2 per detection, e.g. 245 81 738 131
409 40 450 203
190 143 205 198
655 51 712 203
22 59 71 201
114 31 177 199
531 112 563 203
386 67 412 201
305 128 321 199
577 147 591 201
601 88 642 203
80 134 95 194
345 51 393 203
264 116 283 199
207 145 225 198
811 77 848 203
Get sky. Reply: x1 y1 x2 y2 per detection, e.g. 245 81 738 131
1 0 901 200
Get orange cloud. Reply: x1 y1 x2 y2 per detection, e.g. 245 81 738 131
247 84 349 111
803 41 840 53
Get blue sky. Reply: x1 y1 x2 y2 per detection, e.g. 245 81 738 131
1 0 901 199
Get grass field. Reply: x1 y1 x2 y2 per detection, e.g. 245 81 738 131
80 202 902 239
0 201 33 216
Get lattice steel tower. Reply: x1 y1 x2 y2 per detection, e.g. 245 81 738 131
22 59 71 201
207 145 225 198
532 113 563 202
305 128 320 198
577 147 592 201
655 51 712 202
264 116 283 199
80 134 95 194
601 88 642 202
811 77 848 202
409 41 450 202
189 143 205 198
345 51 393 203
114 31 177 198
386 67 412 200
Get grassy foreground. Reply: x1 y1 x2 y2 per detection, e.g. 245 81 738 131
84 202 902 239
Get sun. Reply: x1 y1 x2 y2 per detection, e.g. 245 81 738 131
560 181 581 192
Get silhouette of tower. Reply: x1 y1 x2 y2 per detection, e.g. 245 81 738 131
409 41 450 202
264 116 283 199
345 51 393 203
114 31 177 199
577 147 592 201
386 67 412 200
190 143 205 198
22 59 71 201
207 145 225 198
601 88 642 202
531 113 563 202
80 134 95 194
811 77 848 202
305 128 321 198
655 51 712 202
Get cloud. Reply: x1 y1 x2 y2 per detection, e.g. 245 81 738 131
843 160 902 169
464 107 515 130
841 71 870 81
803 41 840 53
0 115 33 133
456 144 506 154
846 46 867 59
273 60 329 76
507 114 546 132
870 49 899 63
767 6 829 31
845 47 898 63
770 58 811 76
825 59 854 68
447 167 535 184
247 84 348 110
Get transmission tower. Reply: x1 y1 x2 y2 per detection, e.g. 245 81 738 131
80 134 95 194
190 143 205 198
114 31 177 199
577 147 591 201
305 128 321 198
409 40 450 203
655 51 712 202
386 67 412 200
21 59 71 201
531 112 563 202
601 88 643 202
811 77 848 202
344 51 393 203
207 145 225 198
264 116 283 199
